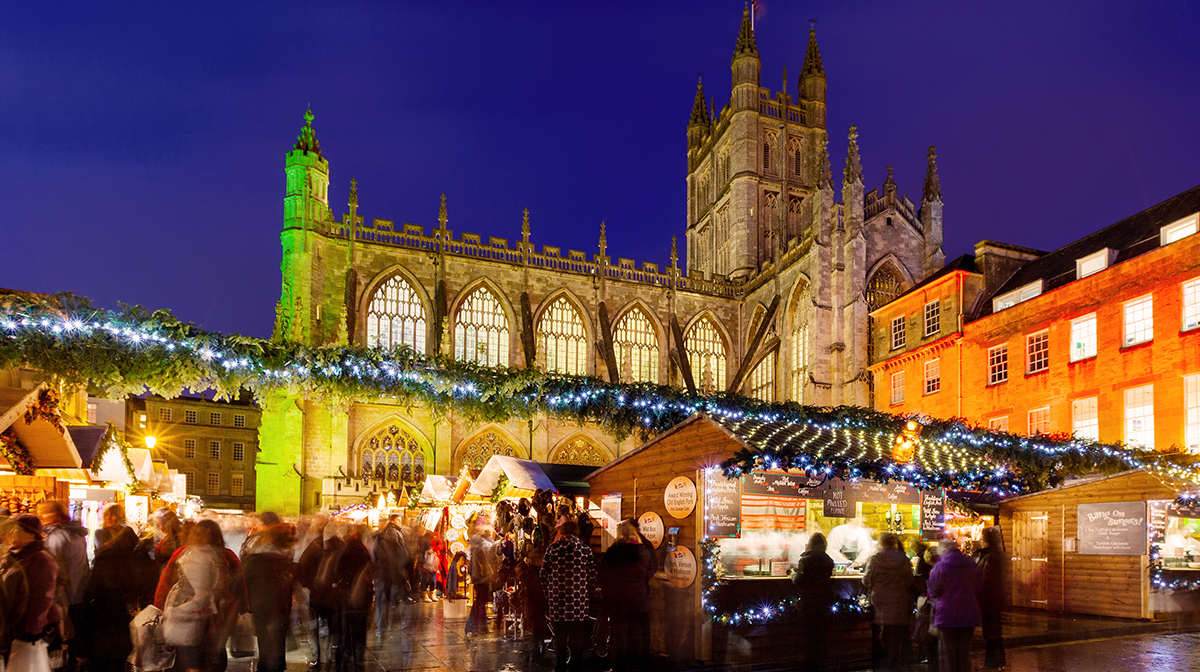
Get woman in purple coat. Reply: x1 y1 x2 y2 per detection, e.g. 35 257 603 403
927 539 982 672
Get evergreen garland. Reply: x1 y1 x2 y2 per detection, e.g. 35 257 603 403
0 428 34 475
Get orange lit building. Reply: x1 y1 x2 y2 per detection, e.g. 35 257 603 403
870 184 1200 451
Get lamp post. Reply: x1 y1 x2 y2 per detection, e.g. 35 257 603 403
144 435 157 450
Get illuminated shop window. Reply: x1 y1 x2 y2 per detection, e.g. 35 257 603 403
613 308 659 383
454 286 510 367
1183 279 1200 332
924 358 941 395
685 317 727 394
748 351 776 402
1124 384 1155 449
537 297 587 376
1123 295 1153 347
988 344 1008 385
1072 397 1099 442
1027 331 1049 374
1071 313 1097 362
924 301 940 337
890 371 905 405
1028 407 1051 435
367 275 428 353
891 316 906 350
1186 375 1200 453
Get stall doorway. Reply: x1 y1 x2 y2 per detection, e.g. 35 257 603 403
1012 511 1050 609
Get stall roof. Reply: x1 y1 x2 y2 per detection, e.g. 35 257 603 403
0 385 82 469
66 425 107 469
469 455 557 496
419 475 458 504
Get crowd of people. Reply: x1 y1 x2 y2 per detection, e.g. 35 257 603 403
796 526 1009 672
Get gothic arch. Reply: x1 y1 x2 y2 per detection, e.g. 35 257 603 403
865 256 912 311
450 277 517 367
548 432 612 467
609 299 666 384
351 415 433 493
534 288 593 376
358 265 432 353
682 309 733 394
785 275 815 404
454 424 524 473
744 346 780 402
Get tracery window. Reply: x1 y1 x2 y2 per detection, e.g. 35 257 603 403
684 317 727 393
366 275 427 353
748 350 776 402
359 422 426 493
456 429 520 472
865 264 904 311
549 436 609 467
613 307 659 383
763 142 771 172
791 289 811 404
454 286 509 366
538 297 587 376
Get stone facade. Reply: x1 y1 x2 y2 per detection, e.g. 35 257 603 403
257 10 948 515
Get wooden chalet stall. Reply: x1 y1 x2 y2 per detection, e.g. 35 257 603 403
998 469 1200 619
585 413 963 670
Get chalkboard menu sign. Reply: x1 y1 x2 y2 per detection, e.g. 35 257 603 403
823 485 855 518
705 473 742 538
1078 501 1147 555
846 480 922 505
743 471 825 497
920 490 946 540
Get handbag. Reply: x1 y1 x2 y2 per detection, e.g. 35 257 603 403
129 606 176 672
227 613 256 659
8 639 49 672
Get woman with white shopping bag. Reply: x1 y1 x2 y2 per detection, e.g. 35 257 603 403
153 520 248 672
1 514 62 672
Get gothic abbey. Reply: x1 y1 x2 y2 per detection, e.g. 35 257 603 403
257 7 947 514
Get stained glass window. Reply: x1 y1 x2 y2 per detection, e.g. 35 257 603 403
366 275 427 352
684 317 726 393
456 430 520 472
791 288 811 404
866 264 904 311
549 436 609 467
454 286 510 366
613 307 659 383
748 350 776 402
537 297 587 376
358 423 426 492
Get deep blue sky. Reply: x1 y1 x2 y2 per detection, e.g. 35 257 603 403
3 2 1198 338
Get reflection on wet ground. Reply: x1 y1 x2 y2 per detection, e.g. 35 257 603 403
1002 631 1200 672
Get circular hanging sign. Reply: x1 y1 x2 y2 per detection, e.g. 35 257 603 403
451 512 466 530
450 540 466 556
639 511 665 549
665 545 698 588
664 476 697 518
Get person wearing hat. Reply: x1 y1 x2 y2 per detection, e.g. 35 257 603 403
2 514 62 654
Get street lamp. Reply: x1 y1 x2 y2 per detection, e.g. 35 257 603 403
145 435 157 450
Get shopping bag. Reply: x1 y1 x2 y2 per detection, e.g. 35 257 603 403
228 614 256 659
130 605 176 672
8 639 50 672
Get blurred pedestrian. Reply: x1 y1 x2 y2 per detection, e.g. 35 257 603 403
297 515 333 668
975 526 1009 671
92 503 133 554
372 514 405 637
928 539 981 672
239 511 282 557
911 539 938 665
417 531 439 602
243 524 297 672
863 532 914 672
37 500 88 664
794 532 834 672
542 520 596 672
333 524 372 672
2 513 61 672
78 527 141 672
466 527 495 635
597 521 653 672
154 509 185 567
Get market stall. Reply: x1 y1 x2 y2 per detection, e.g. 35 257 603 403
0 385 84 513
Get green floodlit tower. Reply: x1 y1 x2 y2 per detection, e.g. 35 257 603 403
257 110 352 515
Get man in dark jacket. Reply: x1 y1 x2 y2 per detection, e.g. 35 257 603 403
542 521 596 672
333 525 372 672
598 522 653 672
975 526 1009 671
373 515 406 637
243 525 297 672
79 527 144 672
794 532 834 672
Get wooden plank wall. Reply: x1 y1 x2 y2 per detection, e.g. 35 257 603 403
586 420 736 662
998 471 1175 619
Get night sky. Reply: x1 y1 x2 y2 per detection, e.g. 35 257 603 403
4 2 1199 338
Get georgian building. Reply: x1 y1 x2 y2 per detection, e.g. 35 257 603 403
258 8 949 514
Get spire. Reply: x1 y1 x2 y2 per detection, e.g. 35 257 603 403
690 77 709 126
348 178 358 208
734 3 758 58
801 23 824 78
294 109 321 156
521 208 531 244
438 194 448 232
923 146 942 203
599 221 607 260
817 133 832 188
844 125 863 184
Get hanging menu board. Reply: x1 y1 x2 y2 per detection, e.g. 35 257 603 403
1078 501 1148 555
743 471 826 498
823 485 856 519
920 490 946 540
705 473 742 538
846 480 922 504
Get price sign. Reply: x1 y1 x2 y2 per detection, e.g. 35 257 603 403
665 476 697 519
705 472 741 538
639 511 665 549
666 545 697 588
920 490 946 540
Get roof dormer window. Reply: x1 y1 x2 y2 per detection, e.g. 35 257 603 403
1161 213 1199 246
1076 249 1111 279
992 280 1043 313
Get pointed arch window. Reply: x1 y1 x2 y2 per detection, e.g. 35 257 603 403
456 429 520 473
454 286 510 366
366 275 427 353
613 307 659 383
537 297 588 376
550 436 609 467
791 289 811 404
763 141 771 172
748 350 776 402
358 423 426 493
685 317 727 394
866 264 904 311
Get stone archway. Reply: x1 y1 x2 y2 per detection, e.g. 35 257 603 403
549 433 611 467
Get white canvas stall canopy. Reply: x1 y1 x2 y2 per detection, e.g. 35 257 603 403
419 475 458 504
468 455 557 497
0 384 82 469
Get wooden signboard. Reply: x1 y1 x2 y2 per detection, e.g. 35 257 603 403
823 484 855 519
743 471 825 498
1078 501 1147 555
920 490 946 540
705 472 741 538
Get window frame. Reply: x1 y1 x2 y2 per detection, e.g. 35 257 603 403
184 439 196 459
1183 278 1200 332
1075 249 1110 279
890 370 906 405
988 344 1009 385
232 442 245 462
209 412 222 426
924 358 941 395
923 301 940 338
1186 374 1200 453
1124 384 1155 449
1026 330 1049 375
1072 397 1099 442
989 416 1009 432
1161 213 1199 246
890 316 906 351
231 474 244 497
209 440 221 460
1070 313 1097 362
1027 407 1051 435
185 410 197 424
1122 294 1154 347
992 280 1043 313
233 414 246 428
206 472 220 495
159 408 172 422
